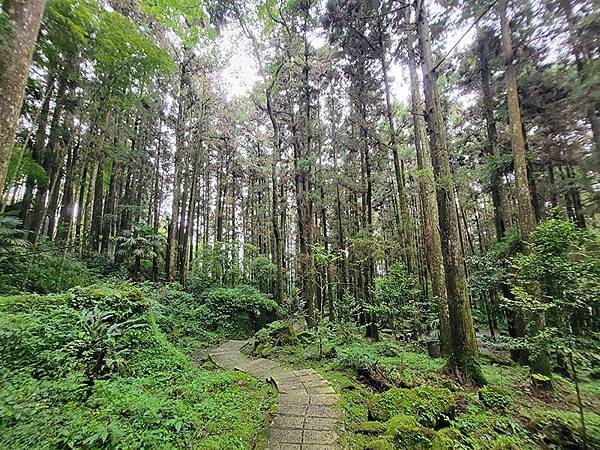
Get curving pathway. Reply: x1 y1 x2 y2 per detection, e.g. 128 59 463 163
209 340 342 450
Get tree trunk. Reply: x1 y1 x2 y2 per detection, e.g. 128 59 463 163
0 0 47 200
405 8 451 356
499 0 551 376
416 0 482 383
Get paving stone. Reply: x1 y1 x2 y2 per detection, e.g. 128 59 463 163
302 444 341 450
303 416 340 431
302 379 329 388
306 404 342 418
279 404 308 416
309 394 339 406
306 386 336 394
208 340 343 450
277 382 306 392
279 394 310 405
271 414 305 429
302 429 338 445
266 427 303 444
264 444 299 450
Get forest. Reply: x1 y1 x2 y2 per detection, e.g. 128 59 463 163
0 0 599 448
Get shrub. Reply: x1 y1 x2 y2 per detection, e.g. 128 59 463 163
0 248 93 295
253 320 296 356
199 285 278 337
384 414 437 449
0 283 276 449
451 408 535 448
150 285 220 349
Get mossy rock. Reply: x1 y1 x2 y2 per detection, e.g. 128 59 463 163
365 438 395 450
432 427 463 449
254 342 274 357
253 320 296 354
384 414 437 449
368 386 455 427
478 385 512 410
356 421 387 435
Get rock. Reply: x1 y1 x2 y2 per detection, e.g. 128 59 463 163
368 386 456 427
384 414 437 449
355 421 387 435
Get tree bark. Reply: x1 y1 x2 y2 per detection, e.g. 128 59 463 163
499 0 551 376
416 0 482 383
0 0 47 200
405 12 451 355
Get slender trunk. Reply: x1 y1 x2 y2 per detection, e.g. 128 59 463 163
416 0 482 383
499 0 551 376
477 24 505 240
406 9 451 355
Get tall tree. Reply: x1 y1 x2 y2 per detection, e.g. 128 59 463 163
0 0 47 199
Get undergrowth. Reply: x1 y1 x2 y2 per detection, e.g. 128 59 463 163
0 284 276 449
254 320 600 449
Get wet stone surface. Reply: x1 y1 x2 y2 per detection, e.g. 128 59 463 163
209 340 342 449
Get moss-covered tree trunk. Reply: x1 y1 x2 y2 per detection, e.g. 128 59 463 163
405 9 451 356
499 0 551 377
0 0 47 200
416 0 483 383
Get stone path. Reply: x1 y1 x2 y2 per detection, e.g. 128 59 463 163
209 340 342 449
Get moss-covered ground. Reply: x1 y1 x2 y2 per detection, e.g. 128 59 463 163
253 320 600 449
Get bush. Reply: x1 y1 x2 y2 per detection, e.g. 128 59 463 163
253 320 296 356
0 248 93 295
150 285 220 350
199 286 278 337
451 408 535 448
384 414 437 449
368 386 455 428
0 283 276 449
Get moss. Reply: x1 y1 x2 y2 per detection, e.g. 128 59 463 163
451 409 535 448
368 386 455 427
478 385 512 410
528 409 600 449
431 427 463 449
356 421 387 434
252 320 296 356
384 414 437 449
365 438 395 450
449 353 486 386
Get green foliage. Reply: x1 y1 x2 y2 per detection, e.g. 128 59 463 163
114 225 164 279
528 408 600 449
150 285 220 351
368 386 455 427
245 255 276 293
355 420 387 434
253 320 296 356
450 407 535 448
0 214 29 256
0 242 93 295
508 210 600 369
0 283 275 449
199 286 278 337
373 262 423 333
384 414 437 449
5 148 48 188
478 385 512 411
